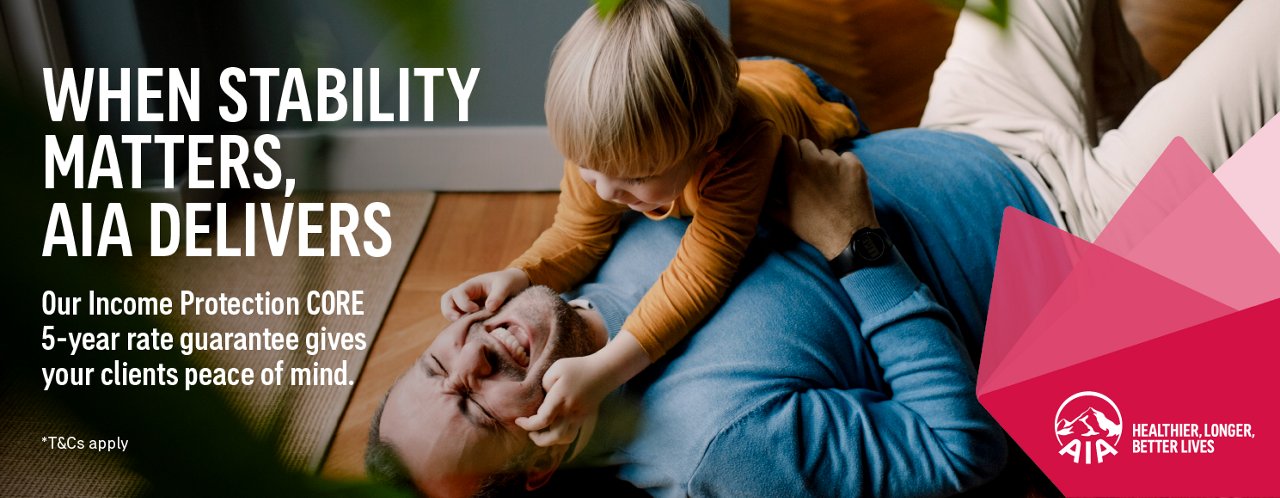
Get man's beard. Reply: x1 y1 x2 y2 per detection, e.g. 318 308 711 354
517 286 598 386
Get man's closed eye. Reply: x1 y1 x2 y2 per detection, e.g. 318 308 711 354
425 355 502 430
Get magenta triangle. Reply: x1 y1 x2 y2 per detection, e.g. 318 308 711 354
980 220 1233 395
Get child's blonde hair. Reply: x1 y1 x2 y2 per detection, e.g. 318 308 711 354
546 0 738 178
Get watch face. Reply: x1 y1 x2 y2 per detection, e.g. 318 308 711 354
854 230 887 261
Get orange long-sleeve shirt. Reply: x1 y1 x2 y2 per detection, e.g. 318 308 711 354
510 59 859 360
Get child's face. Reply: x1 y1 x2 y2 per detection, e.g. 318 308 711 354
579 155 704 213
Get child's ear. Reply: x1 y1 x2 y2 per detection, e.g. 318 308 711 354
524 445 568 491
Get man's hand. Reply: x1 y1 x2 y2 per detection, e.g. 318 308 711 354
439 268 531 321
774 137 879 260
515 331 650 447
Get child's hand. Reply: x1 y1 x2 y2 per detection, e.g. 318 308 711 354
515 351 617 447
440 268 531 320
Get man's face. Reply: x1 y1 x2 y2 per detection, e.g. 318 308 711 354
378 287 604 497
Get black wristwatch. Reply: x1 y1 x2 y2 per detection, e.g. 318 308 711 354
827 227 892 277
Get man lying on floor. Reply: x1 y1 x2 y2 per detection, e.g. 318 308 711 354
366 0 1280 491
366 131 1057 497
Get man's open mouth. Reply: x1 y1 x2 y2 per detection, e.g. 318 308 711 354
490 326 531 368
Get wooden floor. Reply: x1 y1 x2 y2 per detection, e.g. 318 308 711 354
320 193 558 478
1122 0 1241 79
321 0 1243 481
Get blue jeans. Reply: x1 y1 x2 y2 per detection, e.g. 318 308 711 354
744 56 872 142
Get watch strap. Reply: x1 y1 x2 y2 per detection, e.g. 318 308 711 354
827 227 891 277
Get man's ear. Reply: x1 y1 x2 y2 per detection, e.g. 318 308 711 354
523 445 568 491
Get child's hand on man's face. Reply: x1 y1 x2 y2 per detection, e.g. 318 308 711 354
515 351 616 447
515 330 651 448
440 268 531 321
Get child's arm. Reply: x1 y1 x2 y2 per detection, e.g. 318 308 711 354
511 160 630 290
516 123 782 447
623 121 781 360
441 160 627 318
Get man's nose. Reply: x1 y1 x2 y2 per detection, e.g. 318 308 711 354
452 341 493 383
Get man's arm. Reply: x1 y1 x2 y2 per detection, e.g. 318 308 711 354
687 247 1005 497
685 139 1005 496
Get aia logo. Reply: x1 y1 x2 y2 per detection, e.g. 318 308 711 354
1054 391 1123 464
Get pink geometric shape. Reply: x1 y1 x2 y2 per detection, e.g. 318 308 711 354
979 215 1233 395
1123 173 1280 310
1096 136 1280 310
980 209 1088 390
979 296 1280 496
1216 114 1280 252
981 126 1280 496
1095 137 1214 256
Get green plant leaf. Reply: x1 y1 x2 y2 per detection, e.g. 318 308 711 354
365 0 458 64
931 0 1010 28
595 0 624 18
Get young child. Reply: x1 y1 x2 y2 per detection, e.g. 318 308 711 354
441 0 860 446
